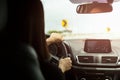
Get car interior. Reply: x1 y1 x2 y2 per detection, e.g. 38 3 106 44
43 0 120 80
1 0 120 80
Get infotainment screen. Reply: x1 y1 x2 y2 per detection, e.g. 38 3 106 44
84 39 112 53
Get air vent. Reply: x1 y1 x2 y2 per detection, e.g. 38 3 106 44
102 56 118 63
78 56 94 63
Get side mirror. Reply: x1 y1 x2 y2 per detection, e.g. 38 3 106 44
76 2 113 14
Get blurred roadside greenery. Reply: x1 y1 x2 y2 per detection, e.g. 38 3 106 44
47 30 72 35
48 30 63 34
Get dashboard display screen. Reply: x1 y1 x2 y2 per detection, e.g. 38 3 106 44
84 39 112 53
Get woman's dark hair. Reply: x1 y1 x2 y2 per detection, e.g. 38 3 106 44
30 0 51 61
5 0 50 61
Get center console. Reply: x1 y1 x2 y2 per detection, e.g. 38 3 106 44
64 39 120 80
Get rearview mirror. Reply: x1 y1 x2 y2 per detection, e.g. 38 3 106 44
76 2 113 14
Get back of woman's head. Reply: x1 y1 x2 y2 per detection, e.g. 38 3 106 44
3 0 50 61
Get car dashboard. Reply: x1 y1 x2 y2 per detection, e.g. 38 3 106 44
63 39 120 80
64 39 120 68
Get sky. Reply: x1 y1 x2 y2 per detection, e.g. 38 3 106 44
41 0 120 34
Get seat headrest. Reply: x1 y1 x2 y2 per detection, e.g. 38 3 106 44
0 0 7 31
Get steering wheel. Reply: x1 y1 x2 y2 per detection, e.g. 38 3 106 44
48 41 69 64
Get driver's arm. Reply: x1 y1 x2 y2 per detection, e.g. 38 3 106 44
58 57 72 73
46 33 72 73
46 33 63 46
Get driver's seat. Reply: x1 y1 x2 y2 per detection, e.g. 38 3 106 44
0 0 45 80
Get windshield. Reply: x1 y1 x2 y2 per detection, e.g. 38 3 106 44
42 0 120 39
